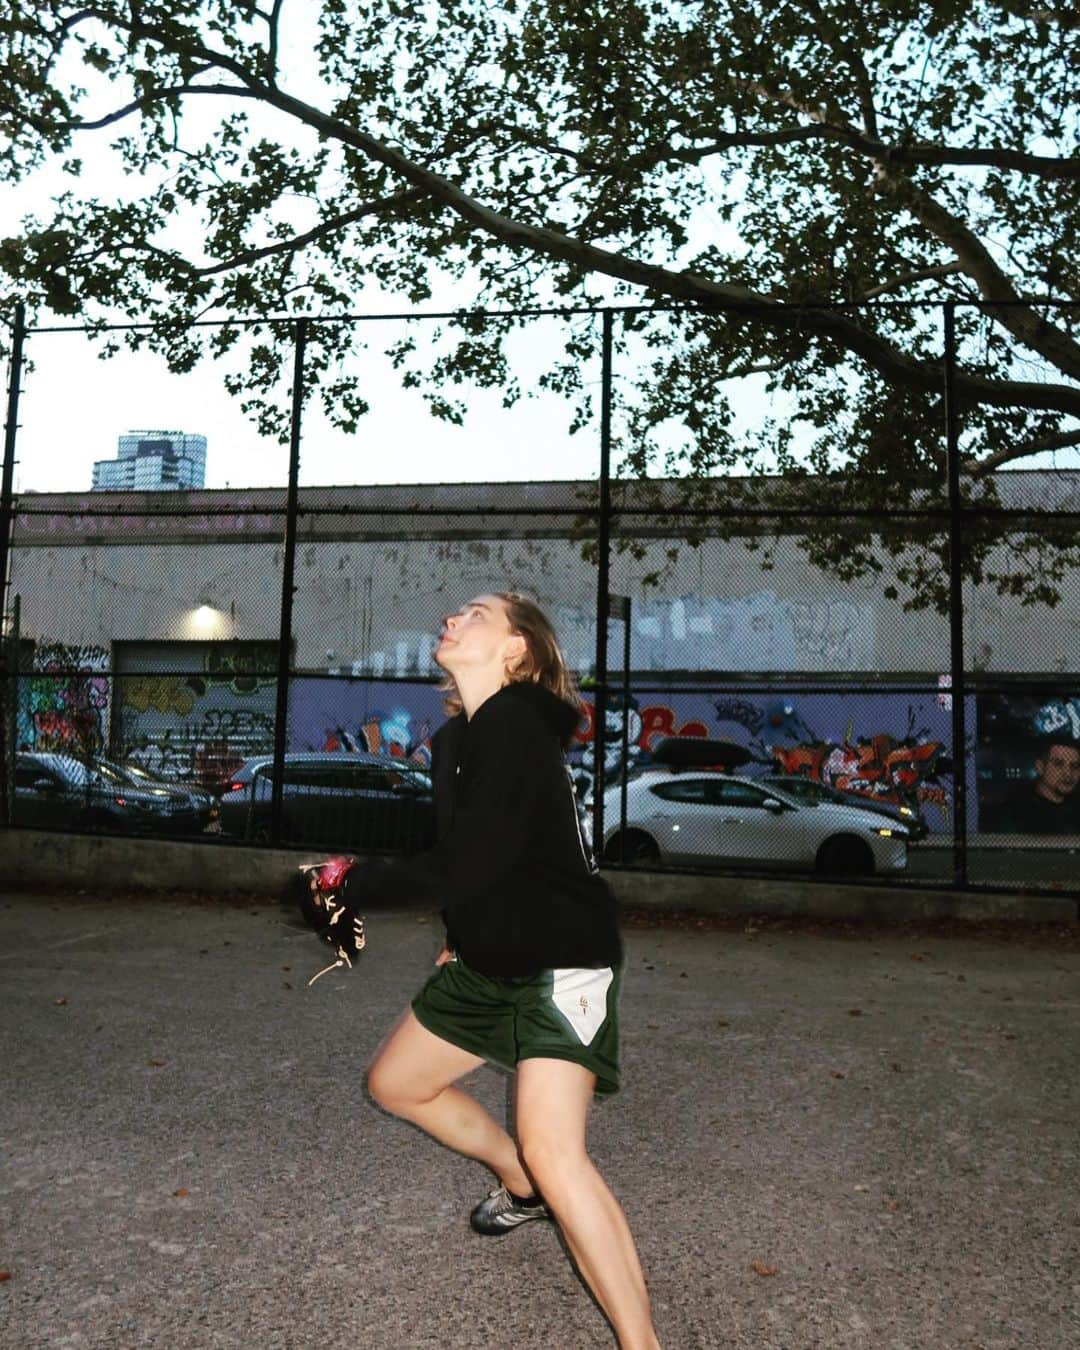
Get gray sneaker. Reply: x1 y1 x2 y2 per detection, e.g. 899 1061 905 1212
469 1185 551 1235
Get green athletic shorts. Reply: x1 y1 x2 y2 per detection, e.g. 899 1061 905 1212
411 953 622 1097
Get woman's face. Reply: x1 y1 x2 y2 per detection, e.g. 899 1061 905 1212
435 594 526 680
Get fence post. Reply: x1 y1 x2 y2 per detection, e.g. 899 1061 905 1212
592 308 614 861
1 303 25 627
270 319 308 845
944 301 968 887
1 304 26 829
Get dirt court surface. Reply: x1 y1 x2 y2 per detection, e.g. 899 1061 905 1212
1 891 1078 1350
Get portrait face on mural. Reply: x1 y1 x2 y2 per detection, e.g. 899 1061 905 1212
976 693 1080 835
1033 741 1080 804
435 595 526 682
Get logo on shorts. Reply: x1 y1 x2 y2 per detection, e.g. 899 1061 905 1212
551 968 614 1046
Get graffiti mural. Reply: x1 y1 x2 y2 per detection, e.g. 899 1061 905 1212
21 643 110 755
114 642 278 784
290 677 442 767
562 689 954 829
771 730 947 814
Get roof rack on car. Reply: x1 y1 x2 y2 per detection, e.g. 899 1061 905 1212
649 737 752 772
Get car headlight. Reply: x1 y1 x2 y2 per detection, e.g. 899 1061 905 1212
898 806 915 818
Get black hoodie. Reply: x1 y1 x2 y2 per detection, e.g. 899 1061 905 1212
355 682 622 977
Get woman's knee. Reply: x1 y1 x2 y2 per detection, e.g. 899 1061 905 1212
519 1133 590 1193
366 1053 415 1113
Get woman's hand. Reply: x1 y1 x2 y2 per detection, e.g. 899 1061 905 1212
435 945 453 966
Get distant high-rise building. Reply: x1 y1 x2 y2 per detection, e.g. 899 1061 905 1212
91 430 207 491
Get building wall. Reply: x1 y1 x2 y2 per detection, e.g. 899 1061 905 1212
11 525 1074 677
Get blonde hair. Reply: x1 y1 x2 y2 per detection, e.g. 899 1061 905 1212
440 591 582 717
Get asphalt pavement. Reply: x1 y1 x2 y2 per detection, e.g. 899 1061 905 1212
1 891 1078 1350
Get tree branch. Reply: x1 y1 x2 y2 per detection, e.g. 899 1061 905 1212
666 125 1080 179
265 0 285 83
967 427 1080 475
883 173 1080 382
0 82 258 137
859 262 964 299
182 188 426 277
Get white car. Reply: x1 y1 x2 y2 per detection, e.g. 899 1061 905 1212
594 771 911 876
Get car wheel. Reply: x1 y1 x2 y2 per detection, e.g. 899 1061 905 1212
815 835 874 877
603 830 661 867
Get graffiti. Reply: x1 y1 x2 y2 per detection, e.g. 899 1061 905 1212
121 675 196 716
26 642 110 754
712 697 765 738
322 706 433 766
114 642 280 783
122 708 276 782
771 728 946 812
203 643 278 694
570 697 711 796
1034 696 1080 741
783 600 871 667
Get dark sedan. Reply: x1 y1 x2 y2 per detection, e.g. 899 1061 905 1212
216 752 435 851
14 752 216 835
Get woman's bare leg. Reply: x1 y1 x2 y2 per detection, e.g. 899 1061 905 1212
366 1008 533 1197
515 1058 661 1350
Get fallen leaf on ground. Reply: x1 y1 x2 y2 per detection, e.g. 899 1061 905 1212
52 997 67 1006
147 1059 165 1068
885 1199 903 1211
853 1184 870 1193
0 1271 10 1282
830 1071 846 1079
751 1261 778 1277
848 1008 863 1017
173 1188 189 1198
646 1022 660 1030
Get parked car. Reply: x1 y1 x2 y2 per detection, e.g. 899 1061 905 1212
756 773 928 839
14 752 217 835
114 759 218 830
592 770 913 875
216 752 435 851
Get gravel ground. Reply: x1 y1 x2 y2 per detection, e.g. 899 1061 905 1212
1 891 1078 1350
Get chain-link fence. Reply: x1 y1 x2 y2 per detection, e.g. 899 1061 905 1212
2 301 1078 896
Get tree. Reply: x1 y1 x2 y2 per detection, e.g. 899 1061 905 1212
1 1 1077 607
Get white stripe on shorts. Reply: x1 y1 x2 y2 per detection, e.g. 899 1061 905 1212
550 966 615 1046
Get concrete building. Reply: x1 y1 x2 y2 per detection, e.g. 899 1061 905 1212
91 430 207 492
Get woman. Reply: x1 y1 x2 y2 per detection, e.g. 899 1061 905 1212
361 591 662 1350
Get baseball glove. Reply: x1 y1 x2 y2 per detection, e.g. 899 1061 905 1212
296 855 366 985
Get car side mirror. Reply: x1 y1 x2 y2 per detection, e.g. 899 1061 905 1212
761 797 785 812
